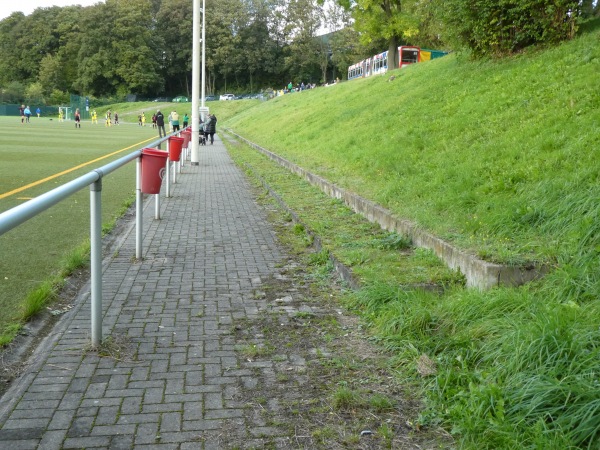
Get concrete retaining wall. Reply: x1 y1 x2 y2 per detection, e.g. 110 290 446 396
226 130 548 290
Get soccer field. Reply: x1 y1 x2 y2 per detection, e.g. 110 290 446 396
0 116 159 335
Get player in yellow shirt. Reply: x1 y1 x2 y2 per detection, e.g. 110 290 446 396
92 110 98 124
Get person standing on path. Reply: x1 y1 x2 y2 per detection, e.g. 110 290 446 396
205 114 217 144
156 110 166 138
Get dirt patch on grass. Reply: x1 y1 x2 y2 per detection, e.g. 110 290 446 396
205 258 451 448
202 180 453 448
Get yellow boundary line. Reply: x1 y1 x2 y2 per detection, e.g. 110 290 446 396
0 137 156 200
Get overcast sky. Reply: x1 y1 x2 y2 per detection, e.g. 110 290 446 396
0 0 104 22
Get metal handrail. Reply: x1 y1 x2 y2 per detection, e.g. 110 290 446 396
0 132 184 346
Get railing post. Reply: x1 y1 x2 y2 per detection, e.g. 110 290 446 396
172 158 177 184
136 157 143 259
165 140 171 198
155 193 160 220
90 175 103 347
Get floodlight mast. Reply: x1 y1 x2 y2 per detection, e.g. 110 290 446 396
191 0 201 165
201 0 206 109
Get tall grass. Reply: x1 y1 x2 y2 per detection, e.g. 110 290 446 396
223 21 600 449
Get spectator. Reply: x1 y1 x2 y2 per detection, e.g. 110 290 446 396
171 110 180 132
183 113 189 128
156 110 166 138
205 114 217 144
168 111 173 132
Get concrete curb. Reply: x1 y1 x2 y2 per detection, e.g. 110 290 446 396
225 129 549 290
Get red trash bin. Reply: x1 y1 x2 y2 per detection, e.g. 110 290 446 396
168 136 184 162
140 148 168 194
181 130 191 149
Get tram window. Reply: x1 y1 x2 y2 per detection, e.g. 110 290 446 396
402 49 418 63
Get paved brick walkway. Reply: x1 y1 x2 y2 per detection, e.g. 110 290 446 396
0 136 286 449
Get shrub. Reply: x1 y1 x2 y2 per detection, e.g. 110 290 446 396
442 0 580 56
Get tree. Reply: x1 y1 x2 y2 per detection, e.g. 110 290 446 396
280 0 323 83
207 0 247 91
38 55 66 95
329 27 362 80
48 89 69 105
155 0 192 96
15 7 68 82
320 2 355 81
111 0 163 95
440 0 581 57
3 81 26 103
76 0 162 96
238 0 282 91
25 82 45 105
0 13 28 86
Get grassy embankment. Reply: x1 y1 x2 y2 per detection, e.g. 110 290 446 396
222 20 600 449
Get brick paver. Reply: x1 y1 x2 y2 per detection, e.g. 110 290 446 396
0 136 284 448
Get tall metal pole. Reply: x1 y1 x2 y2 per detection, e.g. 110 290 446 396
201 0 206 109
191 0 201 165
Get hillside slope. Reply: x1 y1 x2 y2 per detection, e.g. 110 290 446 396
224 23 599 267
222 21 600 449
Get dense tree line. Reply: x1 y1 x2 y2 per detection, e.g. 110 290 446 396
0 0 596 103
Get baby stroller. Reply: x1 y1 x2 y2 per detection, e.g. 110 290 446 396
199 132 207 146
